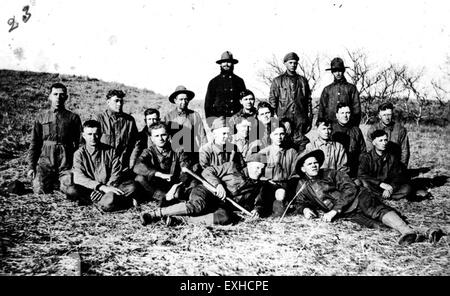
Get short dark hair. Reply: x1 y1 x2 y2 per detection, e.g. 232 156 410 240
83 120 101 130
316 118 333 127
370 129 388 140
144 108 160 118
378 102 394 112
257 101 273 115
50 83 67 94
336 102 351 113
240 89 255 100
148 122 169 135
106 89 126 100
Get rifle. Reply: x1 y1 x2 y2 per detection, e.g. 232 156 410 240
181 167 253 217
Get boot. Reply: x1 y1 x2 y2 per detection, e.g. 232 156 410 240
141 202 189 226
381 211 418 245
272 200 286 218
426 227 445 243
165 216 188 227
140 208 163 226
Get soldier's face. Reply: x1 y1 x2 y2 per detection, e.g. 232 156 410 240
247 162 265 180
236 120 251 138
284 60 298 72
213 127 230 145
317 123 332 140
332 70 344 81
151 127 169 148
379 109 393 126
145 114 160 128
107 96 124 113
257 108 272 125
372 135 388 151
220 62 234 72
49 88 67 110
83 127 101 147
240 95 255 110
336 107 351 125
174 94 189 111
270 127 286 147
301 157 320 177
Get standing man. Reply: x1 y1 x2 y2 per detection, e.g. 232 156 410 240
27 82 82 194
96 89 139 171
269 52 313 137
366 102 410 167
164 85 207 163
319 57 361 126
332 103 366 177
204 51 246 126
66 120 137 211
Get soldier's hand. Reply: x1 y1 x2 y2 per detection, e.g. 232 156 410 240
322 210 338 222
249 209 260 220
215 184 227 200
100 185 124 195
166 182 182 201
303 208 317 220
156 172 172 182
380 183 393 194
382 189 392 199
27 169 35 180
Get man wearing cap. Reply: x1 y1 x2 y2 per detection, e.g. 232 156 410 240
319 57 361 126
135 108 161 158
27 82 82 194
66 120 137 212
332 103 366 177
134 122 195 206
96 89 139 171
292 149 440 245
366 102 410 167
358 130 414 200
305 118 349 173
204 51 247 125
228 89 258 132
269 52 313 137
140 153 268 226
199 116 245 169
163 86 207 164
258 124 300 217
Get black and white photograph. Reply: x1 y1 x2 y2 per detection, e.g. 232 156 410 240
1 0 449 283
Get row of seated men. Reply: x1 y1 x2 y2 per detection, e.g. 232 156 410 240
27 83 442 246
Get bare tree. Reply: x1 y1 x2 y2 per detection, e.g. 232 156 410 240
397 67 428 125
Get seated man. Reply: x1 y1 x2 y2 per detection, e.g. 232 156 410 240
164 85 207 164
140 153 268 226
230 115 253 157
358 130 413 200
280 117 310 152
305 118 349 174
135 108 161 157
66 120 137 212
258 124 299 217
366 102 410 167
134 122 194 205
199 116 245 169
331 103 366 177
292 149 441 245
228 89 258 132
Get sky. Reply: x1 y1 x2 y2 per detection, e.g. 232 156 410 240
1 0 449 100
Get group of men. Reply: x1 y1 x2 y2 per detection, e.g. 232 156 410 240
27 51 443 246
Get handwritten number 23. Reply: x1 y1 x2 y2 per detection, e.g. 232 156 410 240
7 6 31 32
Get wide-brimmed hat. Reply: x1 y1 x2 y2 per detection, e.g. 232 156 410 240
168 85 195 103
326 57 349 72
216 51 239 64
295 149 325 174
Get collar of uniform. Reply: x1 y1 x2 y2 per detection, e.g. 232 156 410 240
371 148 387 161
85 144 99 155
212 141 228 153
106 109 124 119
333 76 348 84
52 107 67 113
316 138 332 147
176 108 193 117
268 144 284 155
379 121 395 130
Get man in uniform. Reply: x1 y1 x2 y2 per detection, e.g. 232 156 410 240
318 57 361 126
204 51 246 126
96 89 139 171
140 153 268 226
228 89 258 132
366 102 410 167
66 120 137 211
27 82 82 194
269 52 313 136
292 149 441 245
135 108 161 157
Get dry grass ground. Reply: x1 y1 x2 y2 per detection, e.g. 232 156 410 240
0 70 449 275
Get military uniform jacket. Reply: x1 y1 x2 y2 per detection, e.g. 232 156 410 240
305 138 349 173
269 72 312 135
258 145 299 185
319 77 361 126
204 72 246 120
199 141 245 169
